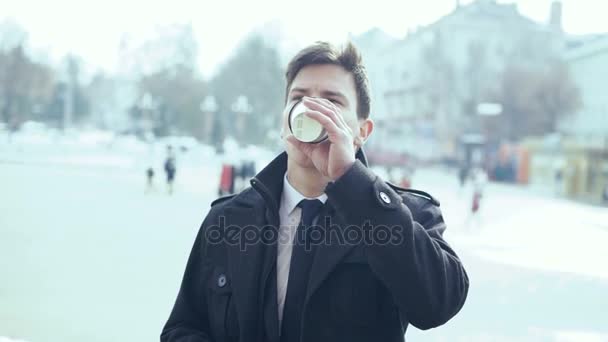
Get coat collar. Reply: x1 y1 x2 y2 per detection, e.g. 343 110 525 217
249 148 369 206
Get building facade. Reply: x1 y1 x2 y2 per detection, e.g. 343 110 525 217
561 35 608 148
354 0 564 163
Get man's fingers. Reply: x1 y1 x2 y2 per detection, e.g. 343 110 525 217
303 98 354 138
312 97 340 116
286 134 314 155
302 98 345 130
286 134 304 148
304 110 342 137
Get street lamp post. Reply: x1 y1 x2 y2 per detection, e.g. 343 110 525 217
139 92 156 141
231 95 252 145
477 102 503 117
200 95 218 144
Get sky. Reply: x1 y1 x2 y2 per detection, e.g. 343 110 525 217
1 0 607 77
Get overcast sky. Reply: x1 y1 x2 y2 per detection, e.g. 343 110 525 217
1 0 606 77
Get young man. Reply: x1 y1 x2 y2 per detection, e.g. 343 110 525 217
161 42 469 342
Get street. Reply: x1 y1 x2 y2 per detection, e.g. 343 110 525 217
1 155 607 342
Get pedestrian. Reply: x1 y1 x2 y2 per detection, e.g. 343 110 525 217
218 164 235 196
400 166 413 188
458 163 468 188
161 42 468 342
555 167 564 196
472 167 487 204
467 167 487 229
145 167 155 193
164 145 177 195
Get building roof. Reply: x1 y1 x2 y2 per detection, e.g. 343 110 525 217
352 0 554 58
565 34 608 61
427 0 542 32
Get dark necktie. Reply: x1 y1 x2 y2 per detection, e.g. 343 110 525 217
280 199 324 342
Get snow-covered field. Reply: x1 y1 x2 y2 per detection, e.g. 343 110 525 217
0 125 275 196
2 127 607 342
410 168 608 281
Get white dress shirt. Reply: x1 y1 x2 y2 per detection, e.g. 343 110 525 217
277 173 327 324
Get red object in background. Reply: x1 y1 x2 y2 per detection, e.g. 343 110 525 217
516 147 530 184
219 164 234 195
471 192 481 213
498 143 512 164
399 178 411 189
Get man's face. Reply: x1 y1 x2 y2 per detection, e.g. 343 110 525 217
282 64 362 168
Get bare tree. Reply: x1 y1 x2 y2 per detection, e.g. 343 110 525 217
137 65 207 138
129 23 209 138
0 45 54 131
484 61 581 141
210 34 284 145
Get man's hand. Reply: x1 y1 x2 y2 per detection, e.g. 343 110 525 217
286 97 356 180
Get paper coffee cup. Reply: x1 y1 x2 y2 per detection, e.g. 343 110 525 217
288 101 328 143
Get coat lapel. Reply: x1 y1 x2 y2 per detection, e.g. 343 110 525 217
261 207 280 342
225 205 267 340
306 149 370 300
304 204 356 306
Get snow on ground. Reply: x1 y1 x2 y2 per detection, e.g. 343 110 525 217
411 167 608 280
0 337 30 342
553 331 608 342
0 128 275 197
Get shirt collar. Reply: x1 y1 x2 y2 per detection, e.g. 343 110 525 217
280 172 328 216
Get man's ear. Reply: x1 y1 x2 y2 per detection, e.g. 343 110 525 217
355 118 374 147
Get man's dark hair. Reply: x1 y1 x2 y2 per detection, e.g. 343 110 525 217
285 41 371 120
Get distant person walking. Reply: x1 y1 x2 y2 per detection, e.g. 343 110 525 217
467 167 487 229
145 167 155 193
472 168 487 211
458 164 469 189
218 163 235 196
164 145 177 195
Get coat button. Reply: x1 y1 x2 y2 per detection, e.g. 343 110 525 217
379 191 391 204
217 274 227 288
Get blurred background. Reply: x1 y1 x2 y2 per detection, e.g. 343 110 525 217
1 0 607 341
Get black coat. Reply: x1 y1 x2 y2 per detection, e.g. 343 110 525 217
161 151 469 342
